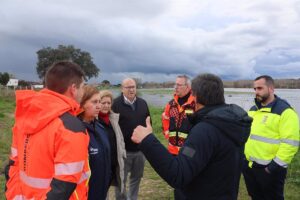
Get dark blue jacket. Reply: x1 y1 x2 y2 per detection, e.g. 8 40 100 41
139 104 252 200
82 119 111 200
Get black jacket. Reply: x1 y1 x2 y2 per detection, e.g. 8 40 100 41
112 94 150 152
139 104 252 200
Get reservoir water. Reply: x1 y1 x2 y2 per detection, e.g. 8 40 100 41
133 88 300 116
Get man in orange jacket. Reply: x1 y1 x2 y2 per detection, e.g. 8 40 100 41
5 61 90 200
162 75 195 200
162 75 195 155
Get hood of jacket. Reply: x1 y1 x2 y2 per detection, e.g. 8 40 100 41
189 104 252 146
15 88 80 135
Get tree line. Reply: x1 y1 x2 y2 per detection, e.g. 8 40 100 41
138 79 300 89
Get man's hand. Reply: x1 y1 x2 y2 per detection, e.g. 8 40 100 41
131 117 153 144
162 112 169 120
265 167 271 174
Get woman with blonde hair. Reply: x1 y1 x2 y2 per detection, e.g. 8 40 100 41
98 90 126 196
78 85 111 200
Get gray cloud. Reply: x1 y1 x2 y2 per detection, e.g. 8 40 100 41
0 0 300 83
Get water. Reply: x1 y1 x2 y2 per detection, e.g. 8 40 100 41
136 88 300 116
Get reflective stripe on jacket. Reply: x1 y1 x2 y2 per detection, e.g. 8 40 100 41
245 96 299 169
162 93 195 155
6 89 90 200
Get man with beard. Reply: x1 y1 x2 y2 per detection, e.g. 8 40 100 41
243 75 299 200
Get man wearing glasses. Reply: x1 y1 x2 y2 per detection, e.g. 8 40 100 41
112 78 150 200
162 75 195 199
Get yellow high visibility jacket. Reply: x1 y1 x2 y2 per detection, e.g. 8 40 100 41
245 96 299 171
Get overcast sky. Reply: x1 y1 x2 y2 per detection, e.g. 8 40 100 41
1 0 300 84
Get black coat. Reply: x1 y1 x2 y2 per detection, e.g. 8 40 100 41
139 104 252 200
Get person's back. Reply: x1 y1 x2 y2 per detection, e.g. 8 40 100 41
5 61 89 200
182 104 250 199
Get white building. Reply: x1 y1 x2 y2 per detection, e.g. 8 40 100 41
6 79 18 87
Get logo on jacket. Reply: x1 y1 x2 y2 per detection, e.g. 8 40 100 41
261 115 268 124
89 147 99 155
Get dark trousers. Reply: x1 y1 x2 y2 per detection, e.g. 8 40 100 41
243 163 287 200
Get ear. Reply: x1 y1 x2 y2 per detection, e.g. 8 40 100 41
269 85 275 94
69 83 77 98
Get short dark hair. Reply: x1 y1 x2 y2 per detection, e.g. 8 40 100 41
191 73 225 106
45 61 85 94
254 75 274 87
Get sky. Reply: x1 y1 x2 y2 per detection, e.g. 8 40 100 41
1 0 300 84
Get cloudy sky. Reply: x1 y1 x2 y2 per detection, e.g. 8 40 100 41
1 0 300 84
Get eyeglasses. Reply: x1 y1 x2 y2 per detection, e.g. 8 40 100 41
174 83 186 88
123 86 136 90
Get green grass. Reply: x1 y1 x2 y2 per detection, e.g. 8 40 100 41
1 91 300 200
0 94 14 200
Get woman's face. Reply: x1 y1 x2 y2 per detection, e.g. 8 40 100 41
82 93 101 120
99 96 112 114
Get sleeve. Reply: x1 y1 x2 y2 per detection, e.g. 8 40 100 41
5 126 22 199
139 124 215 188
162 103 170 137
268 108 299 172
47 122 89 199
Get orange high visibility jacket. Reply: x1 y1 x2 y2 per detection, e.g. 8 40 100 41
6 89 90 200
162 93 195 155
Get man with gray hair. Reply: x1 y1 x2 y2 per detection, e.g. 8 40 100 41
162 75 195 199
112 78 150 200
131 73 252 200
162 75 195 155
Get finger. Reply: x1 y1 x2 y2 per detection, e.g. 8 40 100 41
146 116 151 127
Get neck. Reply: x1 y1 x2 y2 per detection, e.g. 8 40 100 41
99 111 109 116
262 95 275 106
82 116 94 123
178 90 190 98
124 95 136 103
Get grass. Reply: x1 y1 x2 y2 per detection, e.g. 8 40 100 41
1 90 300 199
0 94 15 200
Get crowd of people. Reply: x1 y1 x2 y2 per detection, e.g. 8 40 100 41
4 61 300 200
